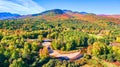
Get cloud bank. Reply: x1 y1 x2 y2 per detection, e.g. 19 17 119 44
0 0 45 15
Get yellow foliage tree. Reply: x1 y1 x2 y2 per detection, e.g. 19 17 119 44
116 37 120 42
39 47 49 60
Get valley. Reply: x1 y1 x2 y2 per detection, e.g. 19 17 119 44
0 9 120 67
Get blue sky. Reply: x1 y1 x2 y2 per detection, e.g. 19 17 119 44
0 0 120 15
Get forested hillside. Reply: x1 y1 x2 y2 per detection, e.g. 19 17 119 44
0 9 120 67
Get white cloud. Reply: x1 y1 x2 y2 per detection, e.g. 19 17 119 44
0 0 45 15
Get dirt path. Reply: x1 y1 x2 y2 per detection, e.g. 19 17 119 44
42 42 83 60
49 50 82 60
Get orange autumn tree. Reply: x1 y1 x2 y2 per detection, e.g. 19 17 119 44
39 47 49 60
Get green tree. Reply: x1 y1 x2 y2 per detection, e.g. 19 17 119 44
31 42 39 51
38 35 43 42
9 58 27 67
11 50 19 59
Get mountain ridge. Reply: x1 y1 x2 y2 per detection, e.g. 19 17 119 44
0 12 20 20
0 9 120 22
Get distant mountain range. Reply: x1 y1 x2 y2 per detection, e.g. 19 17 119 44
99 14 120 19
0 12 20 20
0 9 120 21
32 9 89 16
0 9 90 20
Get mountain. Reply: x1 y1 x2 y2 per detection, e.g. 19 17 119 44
0 9 120 24
41 9 65 15
0 9 93 20
32 9 120 23
32 9 65 16
0 12 20 20
79 12 88 14
32 9 89 16
63 10 73 13
99 14 120 19
30 9 120 24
